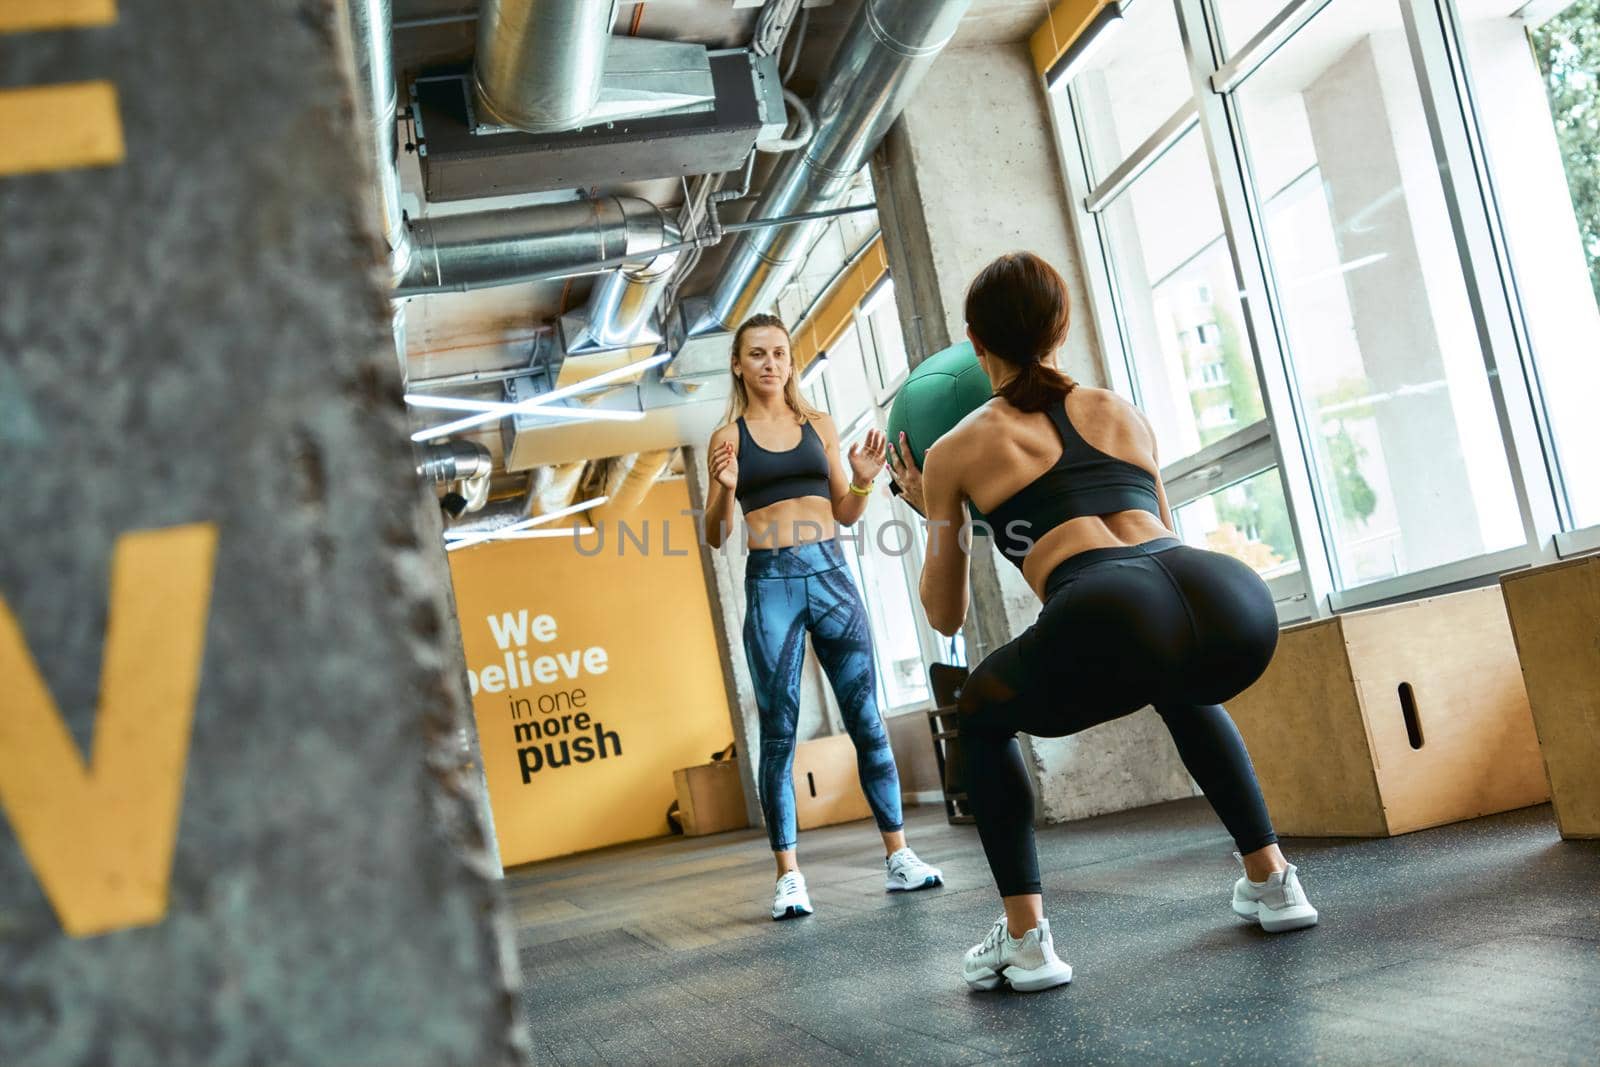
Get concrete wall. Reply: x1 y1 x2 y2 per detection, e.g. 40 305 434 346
871 42 1199 824
0 1 526 1062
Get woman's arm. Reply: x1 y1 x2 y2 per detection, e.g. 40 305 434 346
703 425 739 549
818 415 886 526
917 440 970 636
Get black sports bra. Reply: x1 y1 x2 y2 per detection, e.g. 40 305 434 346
983 395 1162 570
734 416 832 513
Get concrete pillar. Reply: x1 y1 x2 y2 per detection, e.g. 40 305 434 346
684 448 766 827
870 42 1197 823
0 1 526 1061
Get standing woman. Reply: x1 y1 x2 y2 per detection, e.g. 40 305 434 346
892 253 1317 992
704 312 944 920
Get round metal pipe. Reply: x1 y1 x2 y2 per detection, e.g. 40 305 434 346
397 195 659 297
393 201 876 300
344 0 413 282
581 215 683 349
416 439 494 483
473 0 618 133
700 0 971 331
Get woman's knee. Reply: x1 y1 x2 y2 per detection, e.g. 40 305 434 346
759 733 795 769
842 710 890 750
955 660 1019 722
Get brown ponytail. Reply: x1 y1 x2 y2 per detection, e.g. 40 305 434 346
964 252 1077 413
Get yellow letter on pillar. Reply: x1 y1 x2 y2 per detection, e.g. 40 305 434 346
0 523 218 937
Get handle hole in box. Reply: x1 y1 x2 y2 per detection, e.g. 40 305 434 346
1398 682 1424 750
806 771 817 798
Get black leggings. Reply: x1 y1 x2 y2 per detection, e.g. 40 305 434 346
958 538 1281 897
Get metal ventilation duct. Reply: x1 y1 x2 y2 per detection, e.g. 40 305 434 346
560 216 684 355
346 0 411 283
696 0 972 333
417 439 494 513
394 195 681 298
340 0 687 307
474 0 617 134
499 370 730 471
595 450 674 517
411 48 781 203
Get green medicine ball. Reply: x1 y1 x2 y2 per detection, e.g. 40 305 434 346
886 340 994 526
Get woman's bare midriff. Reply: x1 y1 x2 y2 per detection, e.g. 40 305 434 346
742 496 839 550
1018 510 1174 599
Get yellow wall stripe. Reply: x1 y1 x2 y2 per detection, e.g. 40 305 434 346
0 0 117 34
1030 0 1112 79
792 236 890 371
0 80 125 177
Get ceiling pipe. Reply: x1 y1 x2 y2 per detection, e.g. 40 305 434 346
573 217 684 350
697 0 972 333
416 439 494 513
341 1 681 304
542 461 589 514
345 0 413 285
444 465 555 535
395 195 680 298
417 439 493 483
597 449 674 516
474 0 617 133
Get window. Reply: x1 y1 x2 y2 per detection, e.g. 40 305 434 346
1455 0 1600 529
1099 129 1266 460
841 485 930 711
1173 468 1303 582
1072 0 1193 183
1234 3 1523 587
823 323 872 428
1049 0 1591 613
774 168 880 330
1213 0 1304 57
859 280 909 392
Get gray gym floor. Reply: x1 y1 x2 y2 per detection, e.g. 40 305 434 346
507 798 1599 1065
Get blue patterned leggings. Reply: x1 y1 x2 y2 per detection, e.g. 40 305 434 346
742 538 904 852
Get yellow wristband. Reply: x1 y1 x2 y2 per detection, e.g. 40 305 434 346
848 480 872 497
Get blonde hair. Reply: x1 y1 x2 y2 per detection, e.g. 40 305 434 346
723 313 824 425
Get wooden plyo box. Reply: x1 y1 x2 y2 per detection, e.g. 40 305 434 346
1226 586 1548 837
1500 555 1600 839
793 734 873 832
673 758 749 837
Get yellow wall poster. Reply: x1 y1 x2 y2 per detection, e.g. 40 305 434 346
447 479 735 867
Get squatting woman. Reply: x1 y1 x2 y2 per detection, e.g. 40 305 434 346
893 253 1318 992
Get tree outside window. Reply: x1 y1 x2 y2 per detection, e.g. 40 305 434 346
1532 0 1600 305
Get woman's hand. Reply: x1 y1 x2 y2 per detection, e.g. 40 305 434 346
847 428 887 488
887 431 926 516
710 440 739 492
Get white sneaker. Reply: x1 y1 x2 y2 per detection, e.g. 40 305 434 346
1232 857 1319 932
885 847 944 892
771 871 813 921
962 915 1073 993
